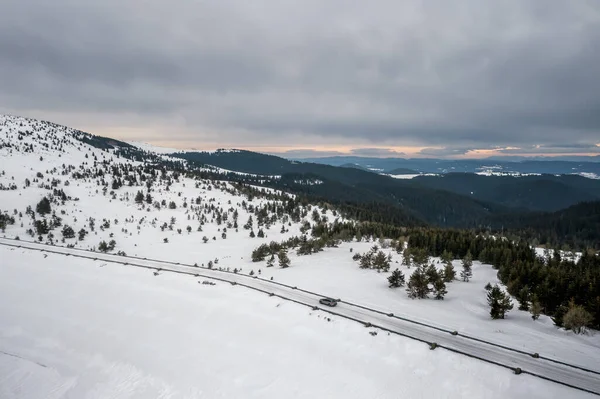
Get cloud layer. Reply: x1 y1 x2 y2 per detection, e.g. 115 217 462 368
1 0 599 156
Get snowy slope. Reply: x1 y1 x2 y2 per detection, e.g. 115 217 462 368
1 246 593 399
1 115 599 397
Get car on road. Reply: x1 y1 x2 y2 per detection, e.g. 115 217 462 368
319 297 338 307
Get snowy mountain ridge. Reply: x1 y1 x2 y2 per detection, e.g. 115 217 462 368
1 115 599 399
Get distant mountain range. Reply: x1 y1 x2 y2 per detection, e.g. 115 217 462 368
172 149 600 237
291 156 600 176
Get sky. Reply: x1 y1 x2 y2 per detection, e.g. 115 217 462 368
1 0 599 159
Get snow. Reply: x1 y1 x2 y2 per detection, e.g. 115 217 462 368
0 246 593 399
386 173 438 179
200 164 281 179
387 173 421 179
1 114 599 398
262 242 600 370
577 172 600 180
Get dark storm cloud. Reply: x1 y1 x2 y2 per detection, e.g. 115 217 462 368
1 0 599 153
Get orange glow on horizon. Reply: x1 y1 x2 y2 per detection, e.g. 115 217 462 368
86 127 600 159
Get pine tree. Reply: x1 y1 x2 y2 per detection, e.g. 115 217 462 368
460 251 473 282
530 295 542 320
406 265 429 299
487 285 513 319
61 225 75 239
266 254 275 267
517 286 530 311
373 251 390 272
36 197 51 215
278 250 291 268
98 240 109 253
135 191 144 204
425 264 439 282
402 247 412 267
443 263 455 282
411 248 429 267
441 250 453 264
388 269 405 288
432 277 447 300
78 228 88 241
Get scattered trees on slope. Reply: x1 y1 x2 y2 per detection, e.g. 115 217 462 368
487 284 513 319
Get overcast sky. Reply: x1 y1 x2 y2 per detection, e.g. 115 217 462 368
1 0 599 158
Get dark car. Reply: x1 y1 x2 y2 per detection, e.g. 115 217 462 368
319 297 338 307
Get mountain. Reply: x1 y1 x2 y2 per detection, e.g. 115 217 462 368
411 173 600 212
2 114 600 398
490 201 600 249
2 114 600 242
385 167 420 175
294 156 600 176
171 149 600 224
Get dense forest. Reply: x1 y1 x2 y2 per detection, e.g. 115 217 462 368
406 229 600 329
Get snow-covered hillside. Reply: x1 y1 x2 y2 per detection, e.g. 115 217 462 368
1 115 599 398
4 246 591 399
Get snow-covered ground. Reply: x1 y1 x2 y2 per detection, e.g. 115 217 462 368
1 246 593 399
386 173 438 179
1 114 599 398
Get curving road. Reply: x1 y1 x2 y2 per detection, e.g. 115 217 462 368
1 238 599 396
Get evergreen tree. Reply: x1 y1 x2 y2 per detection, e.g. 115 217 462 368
530 295 542 321
552 304 569 327
425 264 439 282
487 285 513 319
61 225 75 239
411 247 429 267
517 286 530 311
135 191 144 204
98 240 109 253
373 251 391 272
145 193 153 204
406 265 429 299
278 250 291 268
460 251 473 282
36 197 51 215
78 228 88 241
432 277 447 300
388 269 405 288
443 263 455 282
441 250 453 264
402 247 412 267
266 254 275 267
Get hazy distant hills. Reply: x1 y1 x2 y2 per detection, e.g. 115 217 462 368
293 155 600 176
172 150 600 228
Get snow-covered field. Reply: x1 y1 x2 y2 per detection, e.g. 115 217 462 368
1 246 594 399
1 115 599 398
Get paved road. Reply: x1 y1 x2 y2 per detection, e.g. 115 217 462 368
1 238 599 396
